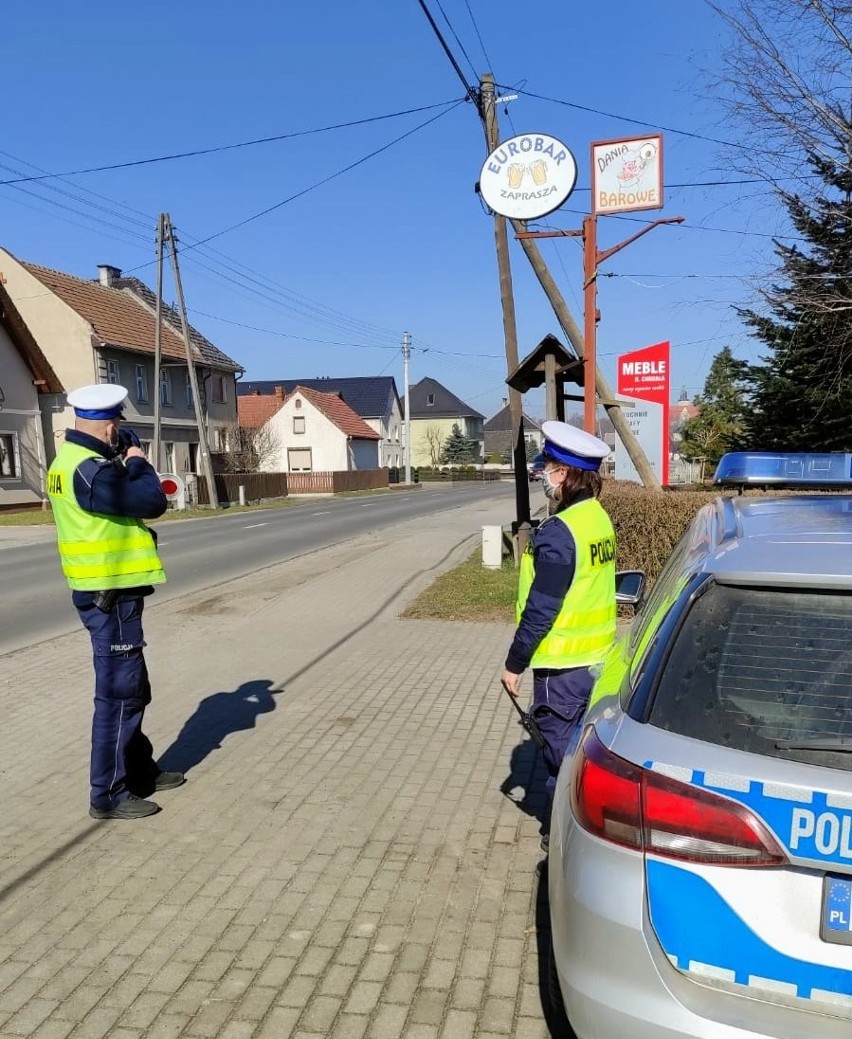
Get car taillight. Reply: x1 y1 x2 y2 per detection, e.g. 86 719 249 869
571 728 787 867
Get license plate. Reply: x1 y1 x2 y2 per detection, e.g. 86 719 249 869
822 875 852 945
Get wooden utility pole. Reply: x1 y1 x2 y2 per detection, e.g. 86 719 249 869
152 213 165 473
163 215 220 510
480 74 531 546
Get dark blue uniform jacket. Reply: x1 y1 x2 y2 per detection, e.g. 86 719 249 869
504 491 594 674
65 430 167 607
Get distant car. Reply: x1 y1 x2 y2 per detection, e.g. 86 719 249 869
528 464 542 481
548 451 852 1039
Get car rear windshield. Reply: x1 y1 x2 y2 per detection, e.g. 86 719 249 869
649 584 852 770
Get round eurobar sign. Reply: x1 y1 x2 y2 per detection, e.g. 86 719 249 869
479 133 577 220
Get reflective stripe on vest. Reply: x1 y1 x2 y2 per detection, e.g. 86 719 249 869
516 497 616 669
47 441 166 591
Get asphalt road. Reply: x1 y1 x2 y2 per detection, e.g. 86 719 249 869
0 482 513 656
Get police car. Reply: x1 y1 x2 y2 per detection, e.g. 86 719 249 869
548 452 852 1039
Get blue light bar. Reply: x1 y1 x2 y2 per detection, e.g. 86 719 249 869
714 452 852 487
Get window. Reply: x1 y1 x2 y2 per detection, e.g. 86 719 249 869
185 372 194 409
106 359 120 384
295 398 302 409
140 440 152 458
160 369 172 406
212 375 227 404
649 585 852 772
427 393 435 406
187 443 198 472
164 442 175 472
293 416 305 434
214 427 229 452
288 448 312 472
0 433 19 478
135 364 148 403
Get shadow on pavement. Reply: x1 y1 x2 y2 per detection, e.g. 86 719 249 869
499 724 550 835
157 678 279 774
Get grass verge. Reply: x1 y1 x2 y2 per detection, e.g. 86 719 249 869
402 549 516 623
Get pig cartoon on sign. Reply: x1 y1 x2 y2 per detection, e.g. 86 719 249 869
616 141 657 189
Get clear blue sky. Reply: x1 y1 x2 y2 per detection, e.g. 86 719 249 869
1 0 792 420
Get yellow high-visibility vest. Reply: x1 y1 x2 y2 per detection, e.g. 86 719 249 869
47 441 166 591
516 497 616 669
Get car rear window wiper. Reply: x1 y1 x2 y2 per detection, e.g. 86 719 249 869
776 737 852 752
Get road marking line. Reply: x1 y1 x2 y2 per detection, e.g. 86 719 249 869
311 511 330 516
242 523 268 529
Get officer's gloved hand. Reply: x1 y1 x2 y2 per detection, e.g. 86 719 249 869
117 428 142 455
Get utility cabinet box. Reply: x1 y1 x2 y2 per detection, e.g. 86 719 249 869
482 525 504 569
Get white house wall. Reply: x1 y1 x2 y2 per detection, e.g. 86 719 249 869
0 325 46 506
260 394 349 472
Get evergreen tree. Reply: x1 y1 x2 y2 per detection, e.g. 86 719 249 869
441 423 476 464
738 152 852 450
679 346 750 468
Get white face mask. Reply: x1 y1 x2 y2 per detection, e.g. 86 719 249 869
542 468 563 501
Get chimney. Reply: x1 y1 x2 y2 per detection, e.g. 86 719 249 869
97 264 122 287
274 385 285 401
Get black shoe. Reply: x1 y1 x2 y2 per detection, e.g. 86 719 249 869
89 794 160 820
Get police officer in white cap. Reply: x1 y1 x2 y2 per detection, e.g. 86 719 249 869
502 421 617 848
46 385 184 820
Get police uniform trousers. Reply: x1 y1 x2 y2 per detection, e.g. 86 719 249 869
530 666 594 797
77 597 157 809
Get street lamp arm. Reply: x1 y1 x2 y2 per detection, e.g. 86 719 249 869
597 215 685 266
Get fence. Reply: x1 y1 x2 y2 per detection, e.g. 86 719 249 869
196 469 388 504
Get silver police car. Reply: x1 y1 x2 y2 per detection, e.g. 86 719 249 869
548 452 852 1038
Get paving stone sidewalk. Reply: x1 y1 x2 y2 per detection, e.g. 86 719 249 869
0 495 554 1039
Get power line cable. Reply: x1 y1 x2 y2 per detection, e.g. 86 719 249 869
415 0 480 108
433 0 480 81
126 101 466 269
462 0 494 71
188 309 400 349
505 86 740 148
0 100 463 187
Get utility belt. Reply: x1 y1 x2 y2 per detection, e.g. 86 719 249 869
74 587 154 613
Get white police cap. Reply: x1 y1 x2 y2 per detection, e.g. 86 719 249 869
67 383 128 420
540 420 610 472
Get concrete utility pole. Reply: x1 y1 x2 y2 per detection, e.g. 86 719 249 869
480 74 531 546
163 215 219 510
152 213 165 473
403 330 412 484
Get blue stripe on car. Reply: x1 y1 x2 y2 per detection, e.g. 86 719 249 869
647 860 852 999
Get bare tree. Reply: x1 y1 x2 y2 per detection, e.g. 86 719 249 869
216 422 281 473
709 0 852 191
421 424 445 467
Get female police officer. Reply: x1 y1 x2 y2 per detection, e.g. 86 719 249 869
501 420 617 844
47 384 184 820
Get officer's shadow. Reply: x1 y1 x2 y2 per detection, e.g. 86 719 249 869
157 679 279 775
500 720 550 833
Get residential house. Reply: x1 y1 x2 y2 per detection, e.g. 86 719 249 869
238 385 380 472
238 376 402 467
483 399 543 462
408 377 485 467
0 250 243 476
0 283 63 508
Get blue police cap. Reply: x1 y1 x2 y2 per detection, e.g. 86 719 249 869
536 420 610 472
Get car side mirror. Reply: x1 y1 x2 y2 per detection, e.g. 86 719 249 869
615 570 646 607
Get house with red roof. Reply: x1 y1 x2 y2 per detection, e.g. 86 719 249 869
238 385 380 473
0 248 243 476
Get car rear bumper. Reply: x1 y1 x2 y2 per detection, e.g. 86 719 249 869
548 815 850 1039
